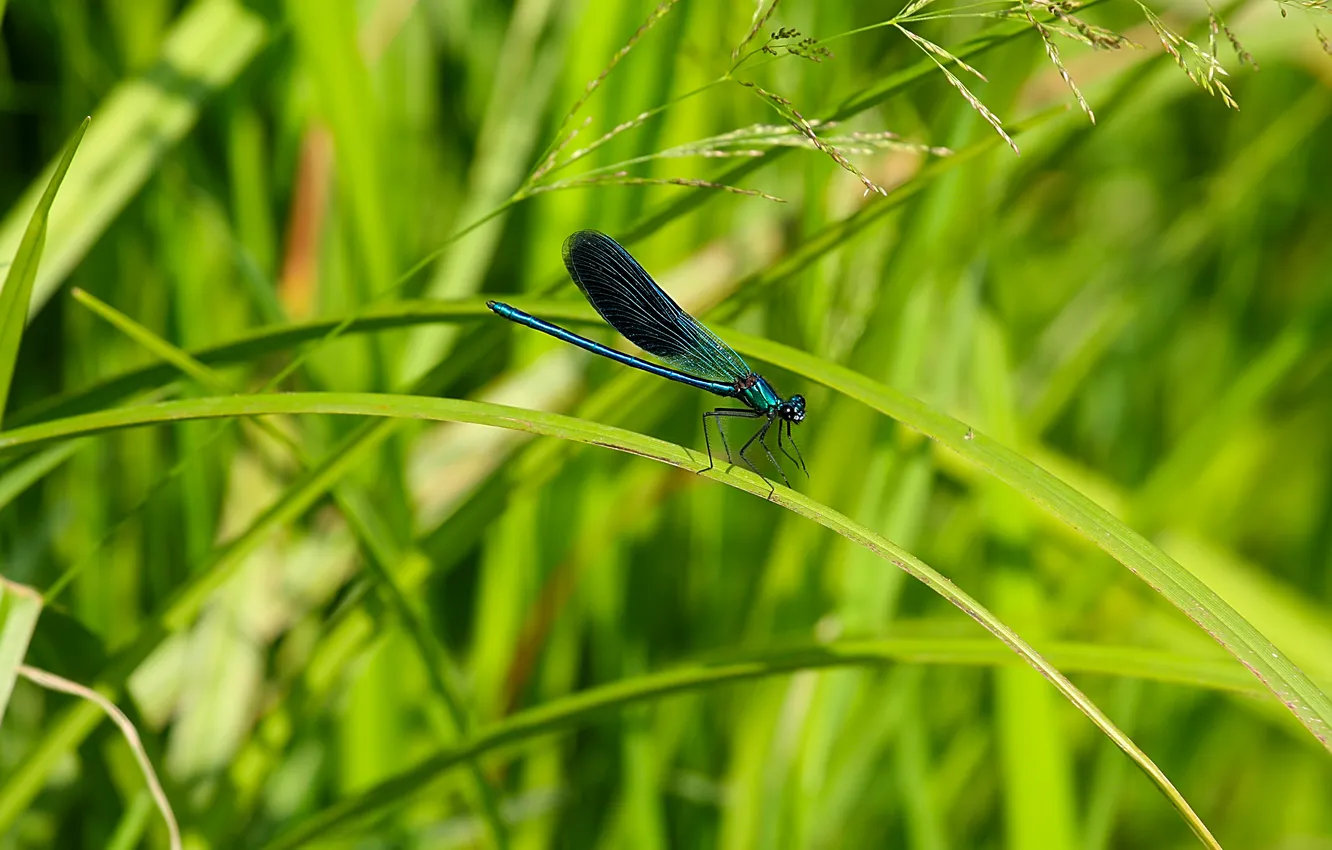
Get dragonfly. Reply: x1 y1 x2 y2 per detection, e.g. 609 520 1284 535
487 230 807 494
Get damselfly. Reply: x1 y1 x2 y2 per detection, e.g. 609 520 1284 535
487 230 807 494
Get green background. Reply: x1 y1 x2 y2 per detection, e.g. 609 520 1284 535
1 0 1330 847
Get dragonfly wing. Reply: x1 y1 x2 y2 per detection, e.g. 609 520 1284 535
562 230 752 384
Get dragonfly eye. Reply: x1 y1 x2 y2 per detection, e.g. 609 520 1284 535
780 395 806 423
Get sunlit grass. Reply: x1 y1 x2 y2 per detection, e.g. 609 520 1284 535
1 0 1330 848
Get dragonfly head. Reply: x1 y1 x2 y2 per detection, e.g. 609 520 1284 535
778 394 806 424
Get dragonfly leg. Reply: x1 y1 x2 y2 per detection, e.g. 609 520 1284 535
702 408 760 474
759 425 790 490
739 415 786 496
777 420 809 477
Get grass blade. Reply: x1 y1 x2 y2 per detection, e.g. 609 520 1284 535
18 292 1328 755
0 391 1221 847
0 118 89 420
269 633 1256 848
0 441 84 513
0 0 266 318
15 665 181 850
69 285 510 849
7 108 1051 431
0 580 43 724
724 327 1332 753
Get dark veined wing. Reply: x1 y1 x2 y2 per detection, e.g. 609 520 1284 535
562 230 752 383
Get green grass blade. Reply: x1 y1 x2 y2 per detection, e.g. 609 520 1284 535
722 327 1332 753
0 391 1220 846
7 107 1051 431
69 285 510 848
0 580 43 724
71 288 225 392
256 644 1233 847
1 300 484 427
286 0 395 299
994 573 1079 850
0 440 83 513
0 700 102 827
15 665 181 849
398 0 572 386
623 18 1042 243
0 117 89 420
21 292 1329 751
0 417 406 832
0 321 504 831
0 0 266 318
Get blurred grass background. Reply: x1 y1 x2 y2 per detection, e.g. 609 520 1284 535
1 0 1331 847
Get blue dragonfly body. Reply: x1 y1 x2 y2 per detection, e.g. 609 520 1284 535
487 230 807 492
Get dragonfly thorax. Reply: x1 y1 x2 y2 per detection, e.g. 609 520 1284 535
735 374 803 423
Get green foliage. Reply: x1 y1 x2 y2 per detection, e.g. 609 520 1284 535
0 118 87 420
1 0 1331 848
0 580 42 722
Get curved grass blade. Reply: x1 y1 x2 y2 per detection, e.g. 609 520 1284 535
68 288 510 847
262 636 1259 850
460 298 1332 751
16 665 181 850
8 107 1053 432
721 327 1332 753
0 325 503 831
17 290 1328 752
4 300 491 427
15 291 1328 754
0 392 1221 847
